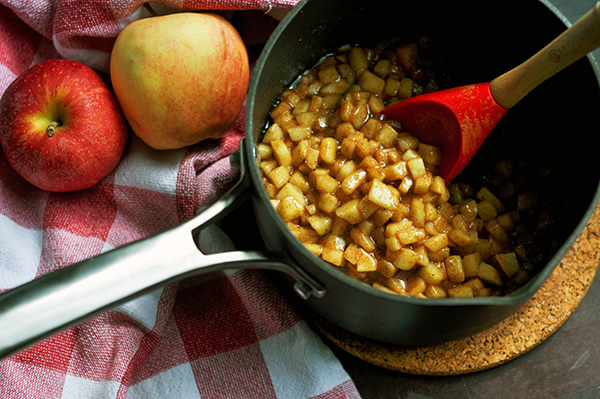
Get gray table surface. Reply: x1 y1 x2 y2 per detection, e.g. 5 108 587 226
334 1 600 397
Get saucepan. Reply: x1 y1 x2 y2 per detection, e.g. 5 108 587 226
1 0 600 358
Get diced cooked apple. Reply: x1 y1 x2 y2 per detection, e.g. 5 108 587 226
368 179 400 210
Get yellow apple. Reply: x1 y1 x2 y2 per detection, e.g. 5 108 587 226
110 13 249 150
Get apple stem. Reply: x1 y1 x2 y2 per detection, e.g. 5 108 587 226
46 122 59 138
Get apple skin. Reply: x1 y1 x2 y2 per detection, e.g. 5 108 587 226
0 59 128 192
110 13 249 150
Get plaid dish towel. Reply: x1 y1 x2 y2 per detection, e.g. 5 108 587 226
0 1 361 398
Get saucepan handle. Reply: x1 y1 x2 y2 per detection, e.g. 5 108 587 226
0 140 326 359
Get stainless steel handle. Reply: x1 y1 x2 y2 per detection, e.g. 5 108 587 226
0 142 326 359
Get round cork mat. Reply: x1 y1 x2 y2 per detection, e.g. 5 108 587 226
314 202 600 376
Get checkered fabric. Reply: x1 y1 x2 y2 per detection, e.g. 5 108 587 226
0 1 361 398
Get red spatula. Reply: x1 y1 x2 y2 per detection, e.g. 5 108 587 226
381 2 600 182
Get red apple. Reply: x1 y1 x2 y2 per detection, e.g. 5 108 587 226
0 59 128 192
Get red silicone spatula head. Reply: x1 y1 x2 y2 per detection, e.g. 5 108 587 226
380 83 507 182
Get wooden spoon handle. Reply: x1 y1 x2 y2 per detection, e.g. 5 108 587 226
490 2 600 109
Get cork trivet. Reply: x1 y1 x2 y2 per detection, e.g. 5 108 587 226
315 202 600 376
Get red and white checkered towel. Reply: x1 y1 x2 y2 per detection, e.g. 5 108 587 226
0 1 361 397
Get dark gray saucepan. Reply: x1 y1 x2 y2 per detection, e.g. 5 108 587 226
1 0 599 358
245 0 600 344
